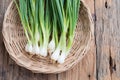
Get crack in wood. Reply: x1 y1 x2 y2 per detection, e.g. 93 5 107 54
109 46 116 80
109 55 116 72
109 55 113 74
94 0 98 80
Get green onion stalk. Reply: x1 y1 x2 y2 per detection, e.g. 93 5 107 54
14 0 35 53
48 0 58 55
48 0 62 61
38 0 51 57
31 0 40 54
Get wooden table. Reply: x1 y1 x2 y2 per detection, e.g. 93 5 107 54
0 0 120 80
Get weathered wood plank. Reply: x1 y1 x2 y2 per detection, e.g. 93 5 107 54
0 0 11 80
58 0 96 80
95 0 120 80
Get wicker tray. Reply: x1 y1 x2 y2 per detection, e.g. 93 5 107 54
2 0 93 73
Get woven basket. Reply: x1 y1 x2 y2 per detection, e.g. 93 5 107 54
2 0 93 74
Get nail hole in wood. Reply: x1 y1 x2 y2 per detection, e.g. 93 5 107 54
88 74 91 78
109 56 113 73
109 56 113 67
113 64 116 71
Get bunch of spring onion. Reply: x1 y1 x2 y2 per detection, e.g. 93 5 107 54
14 0 80 64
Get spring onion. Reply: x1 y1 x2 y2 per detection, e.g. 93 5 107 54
14 0 80 64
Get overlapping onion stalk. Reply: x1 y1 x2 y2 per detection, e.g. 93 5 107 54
14 0 80 64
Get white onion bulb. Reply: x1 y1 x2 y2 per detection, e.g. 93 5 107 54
40 47 47 57
51 48 60 61
48 40 55 53
32 45 40 54
25 43 33 53
57 52 66 64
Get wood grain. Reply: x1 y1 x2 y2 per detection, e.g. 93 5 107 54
1 0 120 80
95 0 120 80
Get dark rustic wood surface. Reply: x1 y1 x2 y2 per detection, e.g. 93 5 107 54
0 0 119 80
